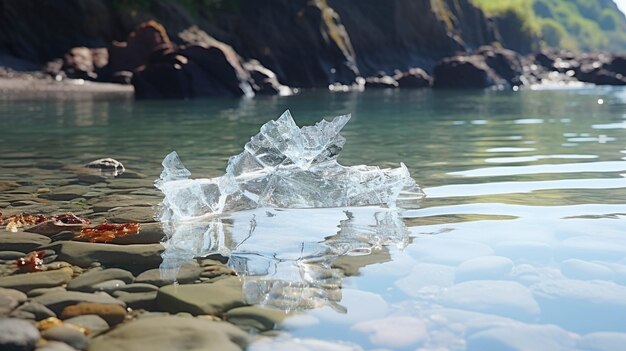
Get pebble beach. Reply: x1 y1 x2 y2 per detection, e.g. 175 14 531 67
0 158 288 351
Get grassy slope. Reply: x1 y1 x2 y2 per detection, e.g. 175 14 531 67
471 0 626 52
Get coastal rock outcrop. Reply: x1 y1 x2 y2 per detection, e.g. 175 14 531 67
395 68 432 88
2 0 626 96
434 54 505 89
132 26 255 99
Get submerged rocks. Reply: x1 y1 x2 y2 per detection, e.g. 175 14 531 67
84 158 125 178
135 262 201 287
225 306 289 332
88 315 249 351
155 277 246 315
45 241 163 273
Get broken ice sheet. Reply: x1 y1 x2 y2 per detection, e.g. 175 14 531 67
157 110 424 311
156 110 424 222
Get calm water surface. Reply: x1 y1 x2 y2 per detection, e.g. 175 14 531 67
1 88 626 350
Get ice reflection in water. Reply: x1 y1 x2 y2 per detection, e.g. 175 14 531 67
160 206 409 311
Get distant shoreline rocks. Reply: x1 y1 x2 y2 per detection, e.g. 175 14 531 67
2 19 626 98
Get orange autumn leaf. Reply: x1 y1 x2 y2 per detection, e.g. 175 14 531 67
75 222 141 243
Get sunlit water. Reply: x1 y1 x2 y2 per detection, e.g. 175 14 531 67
1 88 626 350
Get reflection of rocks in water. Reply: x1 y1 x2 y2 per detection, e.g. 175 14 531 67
160 207 408 311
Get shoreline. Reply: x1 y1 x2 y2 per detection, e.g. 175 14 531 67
0 71 133 100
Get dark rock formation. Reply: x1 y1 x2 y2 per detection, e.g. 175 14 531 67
133 26 264 99
605 55 626 76
364 74 398 89
478 46 525 86
328 0 496 78
0 1 120 65
433 54 505 89
61 47 109 80
394 68 432 88
534 51 555 69
232 0 360 88
576 64 626 86
0 0 506 89
2 0 626 96
243 60 291 95
108 20 174 74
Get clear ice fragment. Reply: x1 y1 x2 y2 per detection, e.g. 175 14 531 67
156 110 423 221
156 111 425 311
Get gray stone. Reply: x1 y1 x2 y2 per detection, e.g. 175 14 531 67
225 306 289 332
116 170 147 179
0 288 27 316
0 181 20 192
200 264 236 279
90 280 126 292
91 196 156 212
103 223 164 245
88 315 248 351
0 269 73 293
134 311 170 320
32 291 125 314
466 324 577 351
156 277 246 315
64 315 110 335
110 283 157 293
60 303 126 326
42 241 163 273
105 207 155 224
107 179 152 190
113 291 157 310
77 174 107 184
7 309 37 320
42 326 88 351
135 262 201 287
0 251 26 260
28 287 67 298
39 185 90 201
0 318 40 351
11 301 56 321
9 200 41 207
0 231 51 252
67 269 134 292
36 341 77 351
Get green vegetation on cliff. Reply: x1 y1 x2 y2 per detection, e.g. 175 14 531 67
471 0 626 52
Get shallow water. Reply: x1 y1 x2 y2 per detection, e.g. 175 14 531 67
1 88 626 350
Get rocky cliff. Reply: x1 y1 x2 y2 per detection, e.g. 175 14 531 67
1 0 624 97
0 0 504 86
